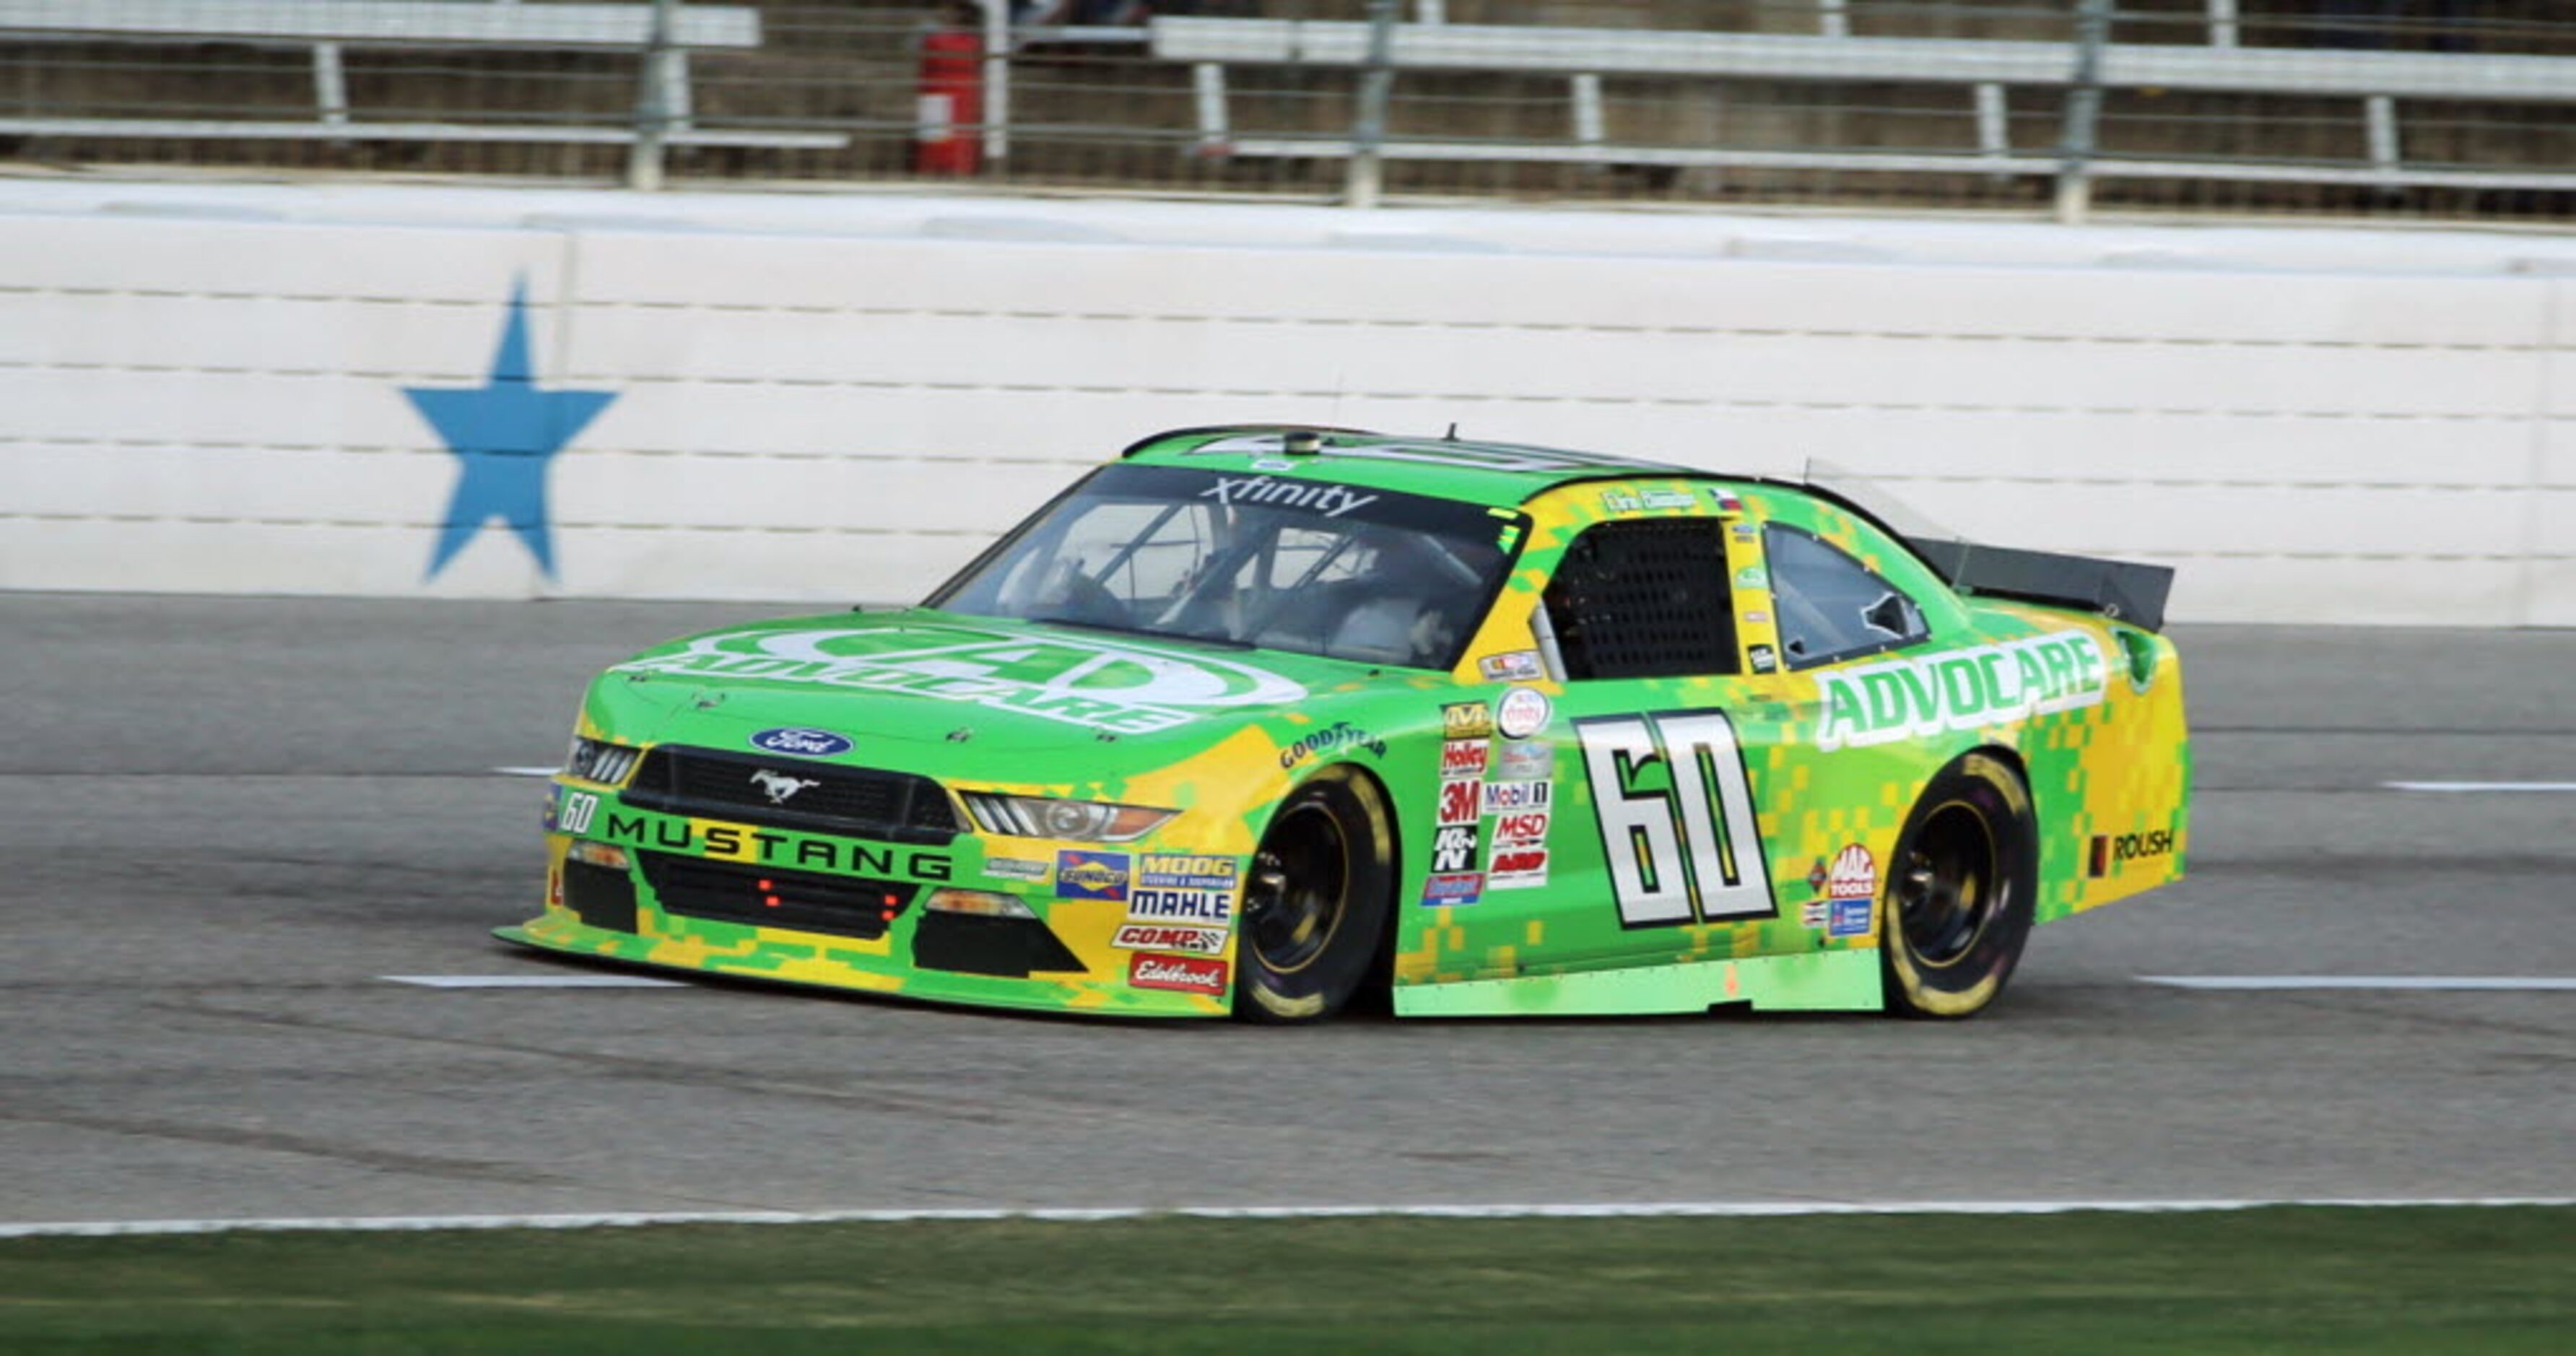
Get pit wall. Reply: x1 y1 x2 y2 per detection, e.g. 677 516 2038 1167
4 182 2571 626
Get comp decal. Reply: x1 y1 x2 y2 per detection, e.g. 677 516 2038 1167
1818 631 2107 750
1111 923 1229 955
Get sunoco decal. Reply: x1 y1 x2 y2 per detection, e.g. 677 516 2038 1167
1818 631 2107 751
1056 850 1131 902
610 625 1305 735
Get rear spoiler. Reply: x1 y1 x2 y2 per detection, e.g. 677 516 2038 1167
1905 539 2175 633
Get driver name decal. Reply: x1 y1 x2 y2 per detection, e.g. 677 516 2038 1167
610 626 1306 734
1817 632 2108 750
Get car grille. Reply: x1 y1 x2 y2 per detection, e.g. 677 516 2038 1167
622 747 960 843
562 859 638 934
638 851 921 942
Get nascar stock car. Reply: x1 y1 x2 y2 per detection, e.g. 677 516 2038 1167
504 426 2189 1022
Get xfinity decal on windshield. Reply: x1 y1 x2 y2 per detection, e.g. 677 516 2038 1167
1199 475 1380 518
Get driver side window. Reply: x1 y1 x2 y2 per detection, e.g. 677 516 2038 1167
1764 525 1927 669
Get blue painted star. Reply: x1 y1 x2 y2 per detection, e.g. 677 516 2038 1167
405 279 617 579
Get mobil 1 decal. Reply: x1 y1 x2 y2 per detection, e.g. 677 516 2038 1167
1575 709 1776 928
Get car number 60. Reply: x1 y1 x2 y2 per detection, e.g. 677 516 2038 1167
1575 710 1777 928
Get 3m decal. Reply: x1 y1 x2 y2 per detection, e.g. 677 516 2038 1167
1478 651 1546 682
609 625 1306 736
749 726 853 757
1481 780 1552 814
1111 923 1228 955
1137 853 1239 891
1494 740 1554 781
1128 952 1229 996
1431 823 1481 874
1819 631 2108 750
1056 850 1131 901
1128 887 1234 923
1497 687 1552 739
2089 829 2176 877
557 789 599 835
1437 778 1482 827
1422 872 1483 906
1441 739 1491 778
1491 810 1549 847
1576 710 1777 929
1443 702 1494 739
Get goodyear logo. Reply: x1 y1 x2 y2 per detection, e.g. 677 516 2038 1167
1056 850 1131 901
1819 632 2107 751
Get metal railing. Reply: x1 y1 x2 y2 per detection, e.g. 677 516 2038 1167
1 1 2570 221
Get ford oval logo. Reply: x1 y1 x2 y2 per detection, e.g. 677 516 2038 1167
749 726 854 757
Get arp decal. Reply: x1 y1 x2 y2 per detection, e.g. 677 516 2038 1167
1488 846 1549 890
1818 631 2108 751
1128 952 1230 996
1575 710 1776 929
1056 850 1131 902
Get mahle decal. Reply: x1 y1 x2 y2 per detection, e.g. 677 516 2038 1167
1818 632 2107 751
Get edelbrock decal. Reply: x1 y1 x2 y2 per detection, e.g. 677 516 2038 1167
750 726 853 757
609 625 1306 735
1818 632 2108 751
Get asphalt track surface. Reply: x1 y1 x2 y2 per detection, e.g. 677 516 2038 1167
2 594 2570 1227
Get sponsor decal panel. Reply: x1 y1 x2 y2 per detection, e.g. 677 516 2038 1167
1829 897 1873 938
609 625 1306 736
749 726 853 757
1127 887 1235 923
1442 701 1494 740
1128 952 1230 996
1497 687 1552 739
983 856 1051 884
1440 739 1491 778
1478 651 1546 682
2089 829 2175 878
1748 643 1778 675
557 789 599 835
1601 488 1696 514
1111 923 1228 955
1137 853 1239 892
1491 810 1549 848
1431 823 1481 874
1422 872 1484 906
1493 740 1554 781
1488 846 1549 890
1733 566 1768 590
1056 850 1131 902
1818 631 2109 750
1801 900 1831 929
1481 780 1552 814
1437 777 1482 827
1824 843 1876 939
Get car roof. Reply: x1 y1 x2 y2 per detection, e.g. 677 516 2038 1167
1118 425 1749 511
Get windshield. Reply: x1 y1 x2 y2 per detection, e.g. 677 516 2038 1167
929 463 1525 670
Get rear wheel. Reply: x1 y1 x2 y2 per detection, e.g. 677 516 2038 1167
1881 752 2037 1020
1234 767 1395 1024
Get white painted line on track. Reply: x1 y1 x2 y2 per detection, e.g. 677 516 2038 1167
382 974 689 989
493 766 560 778
2383 781 2576 793
2141 975 2576 991
4 1196 2570 1240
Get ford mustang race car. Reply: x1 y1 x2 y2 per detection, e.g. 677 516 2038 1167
503 426 2189 1022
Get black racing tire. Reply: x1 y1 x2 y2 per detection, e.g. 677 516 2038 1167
1233 766 1396 1025
1880 751 2038 1020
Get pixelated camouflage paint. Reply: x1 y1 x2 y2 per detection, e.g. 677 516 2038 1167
505 431 2188 1019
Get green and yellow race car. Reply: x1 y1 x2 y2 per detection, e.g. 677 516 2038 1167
505 426 2189 1022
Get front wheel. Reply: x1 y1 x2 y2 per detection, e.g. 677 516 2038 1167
1233 767 1396 1024
1880 751 2037 1020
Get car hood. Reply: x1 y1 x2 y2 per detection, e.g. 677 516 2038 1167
589 609 1378 763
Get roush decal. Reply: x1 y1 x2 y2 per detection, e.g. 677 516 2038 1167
1818 631 2107 750
2089 829 2176 877
1128 952 1229 996
1111 923 1228 955
609 625 1306 735
749 726 853 757
1056 850 1131 902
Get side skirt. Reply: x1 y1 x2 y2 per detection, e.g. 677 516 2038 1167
1393 948 1883 1018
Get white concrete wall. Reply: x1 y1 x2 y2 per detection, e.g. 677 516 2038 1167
3 181 2570 625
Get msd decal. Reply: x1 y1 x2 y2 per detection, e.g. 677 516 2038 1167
1492 810 1549 848
1128 952 1229 996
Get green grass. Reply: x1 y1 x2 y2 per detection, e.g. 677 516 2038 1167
1 1207 2570 1353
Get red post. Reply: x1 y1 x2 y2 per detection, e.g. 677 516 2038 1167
915 26 985 176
